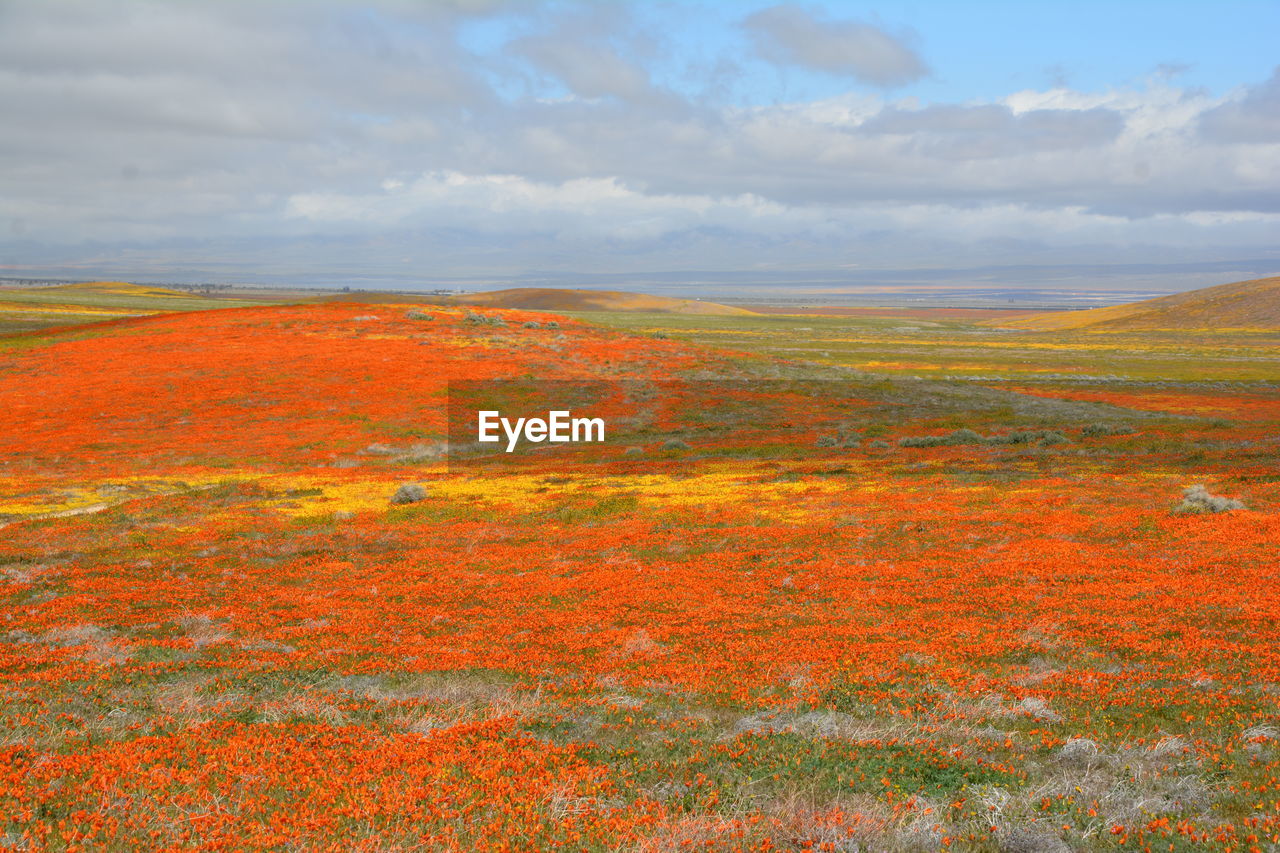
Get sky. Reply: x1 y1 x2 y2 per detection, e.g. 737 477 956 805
1 0 1278 295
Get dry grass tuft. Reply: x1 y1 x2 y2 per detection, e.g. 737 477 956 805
1175 484 1245 513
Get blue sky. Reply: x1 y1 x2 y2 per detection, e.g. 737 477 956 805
1 1 1277 292
454 1 1280 104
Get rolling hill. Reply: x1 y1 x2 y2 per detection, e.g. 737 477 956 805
38 281 192 299
333 287 757 316
989 274 1280 331
0 281 263 334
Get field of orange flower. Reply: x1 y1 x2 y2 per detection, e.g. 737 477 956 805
1 302 1278 851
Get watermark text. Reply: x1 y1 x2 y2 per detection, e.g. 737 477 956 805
477 410 606 452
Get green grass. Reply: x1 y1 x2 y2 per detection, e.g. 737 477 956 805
0 287 261 313
0 284 288 339
564 310 1280 382
0 315 88 335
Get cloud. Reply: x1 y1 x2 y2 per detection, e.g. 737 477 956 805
276 169 1280 275
858 104 1125 157
285 171 799 243
507 7 659 103
1198 67 1280 143
0 0 1276 282
742 4 928 87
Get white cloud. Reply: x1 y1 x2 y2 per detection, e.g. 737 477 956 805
1199 67 1280 143
286 171 799 242
507 8 657 103
742 4 928 87
0 0 1276 280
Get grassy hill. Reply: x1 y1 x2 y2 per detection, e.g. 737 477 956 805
989 274 1280 331
332 287 757 316
40 281 192 299
0 281 270 334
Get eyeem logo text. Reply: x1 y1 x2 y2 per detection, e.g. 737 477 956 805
477 410 606 453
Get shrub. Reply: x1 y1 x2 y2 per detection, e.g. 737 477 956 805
623 446 644 456
1081 423 1135 437
947 428 984 445
522 321 542 329
898 428 988 448
815 435 839 448
405 310 432 321
988 429 1071 446
544 320 560 330
868 440 890 449
390 483 428 505
898 435 950 448
1175 484 1245 514
463 311 507 328
652 331 669 340
661 439 690 451
992 430 1045 445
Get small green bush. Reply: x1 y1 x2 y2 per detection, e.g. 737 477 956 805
463 311 507 328
898 428 988 448
946 428 985 445
987 429 1071 447
1082 423 1135 437
899 435 950 448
